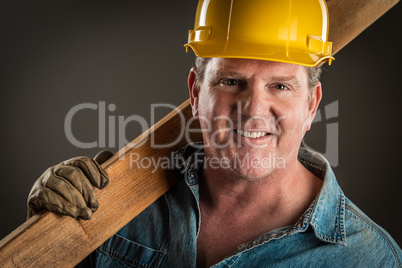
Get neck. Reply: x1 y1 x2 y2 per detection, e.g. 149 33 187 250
195 154 323 267
199 156 322 227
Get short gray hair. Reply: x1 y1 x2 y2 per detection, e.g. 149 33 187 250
194 56 322 98
306 65 322 96
194 56 211 89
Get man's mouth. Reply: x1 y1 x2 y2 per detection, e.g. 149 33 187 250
235 130 269 139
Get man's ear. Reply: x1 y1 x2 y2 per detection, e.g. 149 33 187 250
305 81 322 132
188 67 200 119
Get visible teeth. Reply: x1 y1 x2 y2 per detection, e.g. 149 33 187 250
236 130 268 138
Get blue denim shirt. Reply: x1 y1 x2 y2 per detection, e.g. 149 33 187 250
82 144 401 267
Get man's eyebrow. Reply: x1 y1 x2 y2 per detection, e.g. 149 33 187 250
270 75 301 87
215 70 247 79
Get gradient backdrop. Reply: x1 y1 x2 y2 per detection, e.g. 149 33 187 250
1 0 401 248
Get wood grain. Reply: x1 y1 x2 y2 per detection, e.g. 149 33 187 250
328 0 398 53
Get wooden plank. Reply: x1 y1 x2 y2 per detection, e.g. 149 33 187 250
328 0 399 53
0 0 399 266
0 99 202 267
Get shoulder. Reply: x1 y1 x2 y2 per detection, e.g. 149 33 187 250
342 197 401 267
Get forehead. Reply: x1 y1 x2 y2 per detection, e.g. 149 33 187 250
205 58 309 83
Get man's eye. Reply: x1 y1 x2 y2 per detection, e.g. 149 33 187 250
274 84 288 90
221 79 240 86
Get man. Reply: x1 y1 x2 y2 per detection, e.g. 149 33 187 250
27 0 401 267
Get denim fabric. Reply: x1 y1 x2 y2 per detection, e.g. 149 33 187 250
80 144 401 267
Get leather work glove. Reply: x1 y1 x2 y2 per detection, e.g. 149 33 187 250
27 150 114 220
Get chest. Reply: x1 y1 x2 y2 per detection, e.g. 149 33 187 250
196 222 242 267
196 209 271 267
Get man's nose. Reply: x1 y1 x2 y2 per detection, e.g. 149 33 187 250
240 86 272 118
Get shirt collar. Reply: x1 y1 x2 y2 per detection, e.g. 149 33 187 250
298 147 347 246
173 144 347 246
173 142 204 202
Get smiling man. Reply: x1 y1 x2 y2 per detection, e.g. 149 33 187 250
27 0 401 267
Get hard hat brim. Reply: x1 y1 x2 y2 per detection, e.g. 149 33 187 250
185 43 334 67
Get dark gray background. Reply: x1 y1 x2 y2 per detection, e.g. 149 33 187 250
0 0 401 248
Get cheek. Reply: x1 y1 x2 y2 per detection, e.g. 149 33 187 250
198 91 235 121
197 91 213 118
198 92 238 145
275 103 310 132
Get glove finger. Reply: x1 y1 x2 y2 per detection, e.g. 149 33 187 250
63 156 109 189
28 186 93 220
51 166 99 211
40 169 93 210
94 150 114 165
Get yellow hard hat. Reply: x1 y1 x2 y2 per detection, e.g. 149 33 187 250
185 0 334 67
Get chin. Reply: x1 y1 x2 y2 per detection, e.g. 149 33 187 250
223 152 282 181
227 165 275 182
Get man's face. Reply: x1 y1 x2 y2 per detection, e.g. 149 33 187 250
188 58 321 180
